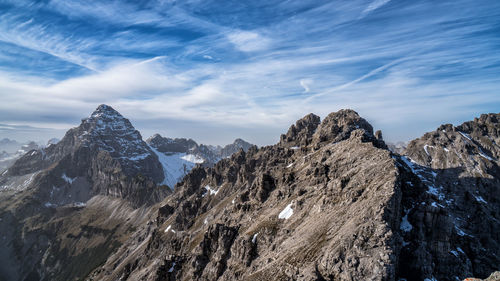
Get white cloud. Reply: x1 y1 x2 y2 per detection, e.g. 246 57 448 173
227 30 271 52
0 0 499 146
300 79 312 93
361 0 392 16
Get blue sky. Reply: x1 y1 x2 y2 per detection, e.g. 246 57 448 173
0 0 499 145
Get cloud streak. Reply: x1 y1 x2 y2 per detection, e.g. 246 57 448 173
0 0 499 145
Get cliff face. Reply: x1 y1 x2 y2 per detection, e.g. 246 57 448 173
88 110 500 281
0 105 169 281
399 113 500 280
87 110 401 281
1 108 498 281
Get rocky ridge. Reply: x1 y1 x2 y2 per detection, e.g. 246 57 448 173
0 107 498 281
86 109 499 281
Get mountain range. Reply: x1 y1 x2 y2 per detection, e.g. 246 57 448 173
0 105 498 281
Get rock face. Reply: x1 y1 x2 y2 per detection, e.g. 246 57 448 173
1 108 499 281
398 113 500 280
147 134 253 188
217 138 253 158
279 113 321 147
6 104 163 182
0 105 170 281
86 109 500 281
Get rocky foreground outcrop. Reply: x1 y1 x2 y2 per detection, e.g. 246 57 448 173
87 110 500 281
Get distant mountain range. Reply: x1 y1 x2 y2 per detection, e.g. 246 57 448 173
0 105 498 281
0 139 43 171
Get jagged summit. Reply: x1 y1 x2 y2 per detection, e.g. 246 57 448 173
280 113 320 147
404 112 499 169
81 104 138 139
280 109 384 148
90 104 122 117
87 110 499 281
1 108 499 281
5 104 164 183
313 109 373 143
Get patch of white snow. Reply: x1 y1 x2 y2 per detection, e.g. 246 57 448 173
278 203 293 220
62 173 76 184
180 154 205 164
252 233 258 243
204 185 219 196
474 195 487 204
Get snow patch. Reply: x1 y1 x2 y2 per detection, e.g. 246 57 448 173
455 225 472 237
180 154 205 164
290 146 300 150
164 225 176 233
400 156 420 174
204 185 219 196
278 203 293 220
458 131 472 141
477 147 494 161
62 173 76 184
474 195 487 204
426 185 446 201
423 145 434 156
252 233 258 244
150 146 201 188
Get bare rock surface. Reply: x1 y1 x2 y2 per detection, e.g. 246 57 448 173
0 105 170 281
88 110 500 281
1 108 499 281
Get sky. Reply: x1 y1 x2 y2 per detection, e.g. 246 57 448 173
0 0 499 146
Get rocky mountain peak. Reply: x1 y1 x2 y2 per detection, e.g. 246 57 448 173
5 104 164 184
90 103 121 118
312 109 374 144
81 104 136 138
279 113 321 147
280 109 383 149
404 112 499 170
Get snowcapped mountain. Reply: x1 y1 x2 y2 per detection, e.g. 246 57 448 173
146 134 253 188
1 104 165 202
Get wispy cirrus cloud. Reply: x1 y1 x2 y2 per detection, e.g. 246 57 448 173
0 0 499 145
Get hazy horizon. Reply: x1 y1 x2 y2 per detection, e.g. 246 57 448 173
1 104 498 147
1 0 499 146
